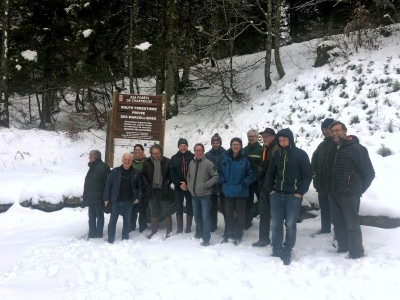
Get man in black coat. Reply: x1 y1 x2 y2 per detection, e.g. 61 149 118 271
82 150 110 239
169 138 195 233
325 121 375 259
311 118 335 234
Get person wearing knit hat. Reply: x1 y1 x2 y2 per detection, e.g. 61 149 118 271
311 118 335 236
205 133 226 233
170 138 194 233
211 133 222 145
219 137 255 245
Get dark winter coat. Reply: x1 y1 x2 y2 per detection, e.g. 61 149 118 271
82 160 110 207
205 147 226 169
141 156 172 200
258 141 279 187
311 137 331 193
324 136 375 197
219 149 256 197
103 165 142 203
264 128 312 196
169 150 195 191
243 142 263 176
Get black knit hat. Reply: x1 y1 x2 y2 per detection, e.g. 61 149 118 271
258 127 276 136
321 118 335 129
211 133 222 144
177 138 188 147
230 137 243 147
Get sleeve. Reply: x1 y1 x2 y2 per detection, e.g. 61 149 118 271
103 169 114 201
205 162 219 188
241 158 256 187
264 154 277 195
359 146 375 194
297 152 313 196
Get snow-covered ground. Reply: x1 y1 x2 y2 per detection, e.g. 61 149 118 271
1 25 400 299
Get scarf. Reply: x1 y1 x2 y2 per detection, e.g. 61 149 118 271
150 156 163 189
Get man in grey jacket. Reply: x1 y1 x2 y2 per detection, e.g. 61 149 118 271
187 143 219 246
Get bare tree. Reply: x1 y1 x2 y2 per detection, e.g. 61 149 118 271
0 0 10 128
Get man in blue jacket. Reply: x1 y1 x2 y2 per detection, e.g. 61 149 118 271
219 137 255 245
104 153 142 244
265 128 312 265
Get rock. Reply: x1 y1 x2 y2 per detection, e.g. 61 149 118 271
359 215 400 229
0 203 13 213
314 40 339 67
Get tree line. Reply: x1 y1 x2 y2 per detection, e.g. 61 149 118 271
1 0 399 129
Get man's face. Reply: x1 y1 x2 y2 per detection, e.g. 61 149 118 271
211 140 221 150
88 154 95 163
262 134 275 146
178 144 188 153
247 132 259 144
278 136 290 148
330 124 346 144
133 147 144 159
231 142 242 155
194 146 205 159
122 154 132 169
151 148 161 160
321 128 330 138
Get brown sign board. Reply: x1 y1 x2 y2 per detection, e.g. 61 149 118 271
105 93 166 167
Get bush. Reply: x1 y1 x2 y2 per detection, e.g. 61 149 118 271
377 144 392 157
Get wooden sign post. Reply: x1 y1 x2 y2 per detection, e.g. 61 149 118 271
105 92 166 167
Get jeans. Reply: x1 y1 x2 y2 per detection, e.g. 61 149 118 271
270 193 302 253
318 193 331 233
192 195 212 243
88 205 104 238
174 189 193 216
328 193 364 257
107 201 134 243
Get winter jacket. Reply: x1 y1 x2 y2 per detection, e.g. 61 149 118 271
103 165 142 203
311 137 331 193
82 160 110 206
324 136 375 197
258 141 279 187
132 157 145 172
219 149 256 197
141 156 172 200
243 142 263 176
169 150 195 191
187 156 219 197
264 128 312 196
205 147 226 169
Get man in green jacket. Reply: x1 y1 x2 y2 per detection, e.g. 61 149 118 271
243 129 263 229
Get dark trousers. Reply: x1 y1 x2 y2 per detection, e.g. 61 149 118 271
258 190 271 242
131 201 148 231
174 189 193 216
225 197 246 241
108 201 134 243
88 205 104 238
328 193 364 257
210 194 219 231
318 193 331 233
149 189 171 218
245 182 260 227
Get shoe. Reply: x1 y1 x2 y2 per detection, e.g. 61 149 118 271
146 232 156 239
201 241 209 247
281 252 291 265
165 232 172 239
271 252 281 257
349 253 364 259
194 233 202 239
233 239 241 246
315 230 331 235
139 225 148 233
337 248 348 253
221 237 229 244
252 240 270 247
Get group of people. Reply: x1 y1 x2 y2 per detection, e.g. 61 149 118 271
82 119 375 265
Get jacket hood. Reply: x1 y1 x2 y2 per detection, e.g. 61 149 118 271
225 148 244 159
276 128 295 148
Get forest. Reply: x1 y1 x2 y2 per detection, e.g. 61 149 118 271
0 0 399 129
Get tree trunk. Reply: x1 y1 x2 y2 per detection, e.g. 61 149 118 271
264 0 273 90
0 0 10 128
274 0 285 79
